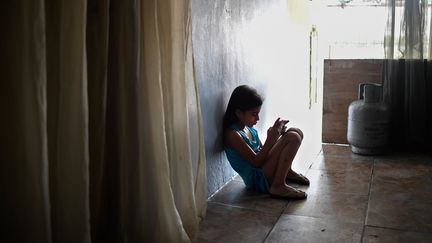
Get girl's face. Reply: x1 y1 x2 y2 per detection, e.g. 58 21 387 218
236 106 261 127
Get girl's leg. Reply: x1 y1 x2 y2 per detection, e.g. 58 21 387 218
262 131 304 196
284 127 309 183
263 129 303 181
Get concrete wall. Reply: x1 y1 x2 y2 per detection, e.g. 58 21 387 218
192 0 323 196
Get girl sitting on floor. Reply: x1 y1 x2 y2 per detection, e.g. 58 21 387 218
223 85 309 199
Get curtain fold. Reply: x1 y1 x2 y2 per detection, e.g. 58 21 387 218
86 0 110 241
48 0 91 242
157 0 205 238
383 0 432 147
139 2 189 241
1 0 206 242
1 1 52 242
139 0 206 241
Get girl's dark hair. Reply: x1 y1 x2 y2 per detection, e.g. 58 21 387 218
223 85 263 130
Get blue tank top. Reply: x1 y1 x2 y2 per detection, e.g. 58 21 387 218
224 124 269 193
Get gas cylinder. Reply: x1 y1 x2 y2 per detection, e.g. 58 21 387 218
347 83 390 155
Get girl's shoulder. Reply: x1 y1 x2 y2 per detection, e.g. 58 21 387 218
224 127 239 138
223 128 243 148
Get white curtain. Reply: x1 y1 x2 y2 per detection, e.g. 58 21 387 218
384 0 432 59
0 0 207 242
383 0 432 146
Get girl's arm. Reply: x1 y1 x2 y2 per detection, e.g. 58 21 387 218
224 119 285 167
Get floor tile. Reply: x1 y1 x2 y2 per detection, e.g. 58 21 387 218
284 191 368 224
366 154 432 232
373 158 432 178
195 202 278 243
370 173 432 203
321 144 365 159
374 149 432 162
311 154 373 173
363 226 432 243
302 169 371 196
366 195 432 232
209 180 288 215
265 214 363 243
371 159 432 202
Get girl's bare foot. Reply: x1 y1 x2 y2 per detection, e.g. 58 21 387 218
286 170 310 185
269 184 307 200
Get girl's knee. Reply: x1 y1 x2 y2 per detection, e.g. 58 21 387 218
287 127 304 140
282 131 302 144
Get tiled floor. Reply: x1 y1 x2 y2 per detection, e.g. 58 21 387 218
195 144 432 243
